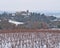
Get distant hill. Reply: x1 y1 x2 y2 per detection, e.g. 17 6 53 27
0 11 4 14
44 12 60 18
0 11 57 29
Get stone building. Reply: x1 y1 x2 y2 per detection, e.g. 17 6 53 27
0 29 60 48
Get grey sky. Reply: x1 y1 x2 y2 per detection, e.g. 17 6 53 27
0 0 60 11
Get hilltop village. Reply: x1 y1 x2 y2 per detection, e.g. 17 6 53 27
0 10 60 30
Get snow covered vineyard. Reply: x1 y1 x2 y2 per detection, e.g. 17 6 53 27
0 29 60 48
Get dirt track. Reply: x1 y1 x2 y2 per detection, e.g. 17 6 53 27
0 29 60 33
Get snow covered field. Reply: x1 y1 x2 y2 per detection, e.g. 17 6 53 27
0 32 60 48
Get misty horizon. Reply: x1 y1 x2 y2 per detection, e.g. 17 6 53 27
0 10 60 18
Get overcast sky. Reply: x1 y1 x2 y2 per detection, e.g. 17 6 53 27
0 0 60 12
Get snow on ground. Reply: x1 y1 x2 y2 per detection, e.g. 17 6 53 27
9 20 24 26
